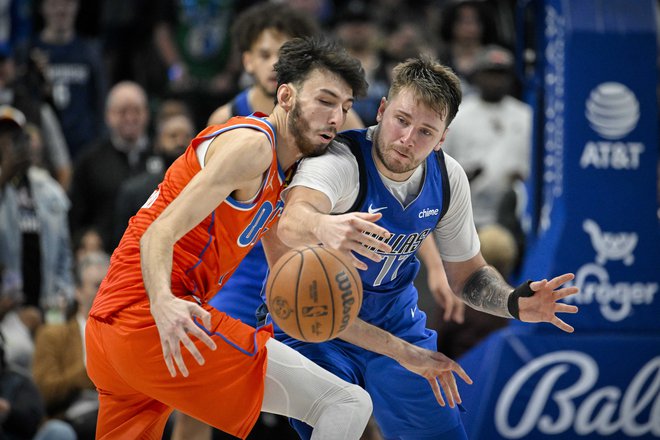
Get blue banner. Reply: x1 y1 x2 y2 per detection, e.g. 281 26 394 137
459 327 660 439
517 0 659 332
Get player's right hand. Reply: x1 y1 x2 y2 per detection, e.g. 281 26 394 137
317 212 391 270
396 344 472 408
150 295 217 377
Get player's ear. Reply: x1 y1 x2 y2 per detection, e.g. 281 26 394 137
278 84 294 111
375 97 387 123
434 127 449 151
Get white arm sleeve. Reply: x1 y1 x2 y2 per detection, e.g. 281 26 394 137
283 141 359 213
434 153 481 262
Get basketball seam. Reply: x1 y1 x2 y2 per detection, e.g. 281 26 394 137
318 247 363 307
267 250 302 307
294 249 306 340
309 246 336 339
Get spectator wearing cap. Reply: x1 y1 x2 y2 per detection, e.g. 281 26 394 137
436 45 532 357
0 105 74 370
31 0 108 160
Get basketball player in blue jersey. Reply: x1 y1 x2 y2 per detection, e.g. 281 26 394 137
274 57 580 439
207 2 364 328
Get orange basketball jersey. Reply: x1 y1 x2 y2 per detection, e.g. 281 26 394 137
90 115 285 320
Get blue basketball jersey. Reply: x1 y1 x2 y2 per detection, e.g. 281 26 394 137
209 92 268 326
338 129 450 326
279 129 465 439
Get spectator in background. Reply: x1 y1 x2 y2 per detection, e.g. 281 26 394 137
33 251 110 440
0 43 72 189
0 329 77 440
437 0 499 97
100 0 165 95
113 112 195 245
436 45 532 358
153 0 243 127
32 0 107 160
0 105 74 328
441 45 531 233
69 81 153 253
207 2 322 125
333 0 389 126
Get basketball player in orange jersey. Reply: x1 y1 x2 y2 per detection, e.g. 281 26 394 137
85 37 382 440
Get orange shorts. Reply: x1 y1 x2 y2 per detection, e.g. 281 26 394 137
86 299 272 439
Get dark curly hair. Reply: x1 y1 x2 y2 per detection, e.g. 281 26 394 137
274 37 368 99
232 3 321 54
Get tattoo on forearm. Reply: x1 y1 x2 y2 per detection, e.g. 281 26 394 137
461 266 513 318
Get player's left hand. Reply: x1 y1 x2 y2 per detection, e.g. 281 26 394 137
427 268 464 324
518 273 579 333
397 345 473 408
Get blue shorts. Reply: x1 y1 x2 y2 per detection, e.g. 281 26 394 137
277 285 467 439
209 243 268 326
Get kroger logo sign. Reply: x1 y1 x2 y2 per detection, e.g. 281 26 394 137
564 219 658 322
585 82 639 140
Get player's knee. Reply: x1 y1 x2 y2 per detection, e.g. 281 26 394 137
347 383 373 423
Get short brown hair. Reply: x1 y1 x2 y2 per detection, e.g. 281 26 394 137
275 37 368 99
389 56 462 126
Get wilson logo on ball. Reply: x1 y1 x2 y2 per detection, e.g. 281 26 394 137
266 245 363 342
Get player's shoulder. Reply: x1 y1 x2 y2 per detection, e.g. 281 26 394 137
440 150 470 189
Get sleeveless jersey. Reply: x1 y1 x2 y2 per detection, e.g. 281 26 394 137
209 92 271 325
91 115 284 320
338 129 450 318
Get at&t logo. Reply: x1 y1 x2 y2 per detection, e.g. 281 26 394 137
581 82 645 170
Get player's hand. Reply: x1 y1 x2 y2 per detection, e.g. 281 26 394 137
397 345 472 408
518 273 579 333
427 267 464 324
317 212 391 270
150 295 217 377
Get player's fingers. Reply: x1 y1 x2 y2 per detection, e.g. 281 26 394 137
351 243 383 263
356 232 391 253
555 303 579 314
529 279 548 292
162 340 177 378
170 336 189 377
428 378 446 407
446 372 462 405
438 375 455 408
452 362 473 385
552 316 575 333
349 253 368 270
190 304 213 330
180 331 206 366
443 302 452 322
554 286 579 300
187 323 217 353
549 272 575 288
453 300 465 324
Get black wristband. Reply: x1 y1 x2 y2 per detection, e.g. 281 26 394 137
507 280 534 320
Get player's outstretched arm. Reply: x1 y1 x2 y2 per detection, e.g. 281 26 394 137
339 318 472 407
444 253 579 332
141 129 273 377
279 186 392 270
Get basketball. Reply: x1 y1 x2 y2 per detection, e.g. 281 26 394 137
266 245 363 342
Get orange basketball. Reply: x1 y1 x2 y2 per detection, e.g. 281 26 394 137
266 245 362 342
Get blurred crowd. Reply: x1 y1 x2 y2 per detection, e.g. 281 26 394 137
0 0 631 439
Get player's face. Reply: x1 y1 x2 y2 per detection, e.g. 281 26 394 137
244 29 290 97
287 68 354 157
373 88 448 180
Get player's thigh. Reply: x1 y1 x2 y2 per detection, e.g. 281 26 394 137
261 338 368 420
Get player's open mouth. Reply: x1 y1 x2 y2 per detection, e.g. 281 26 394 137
319 133 334 142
